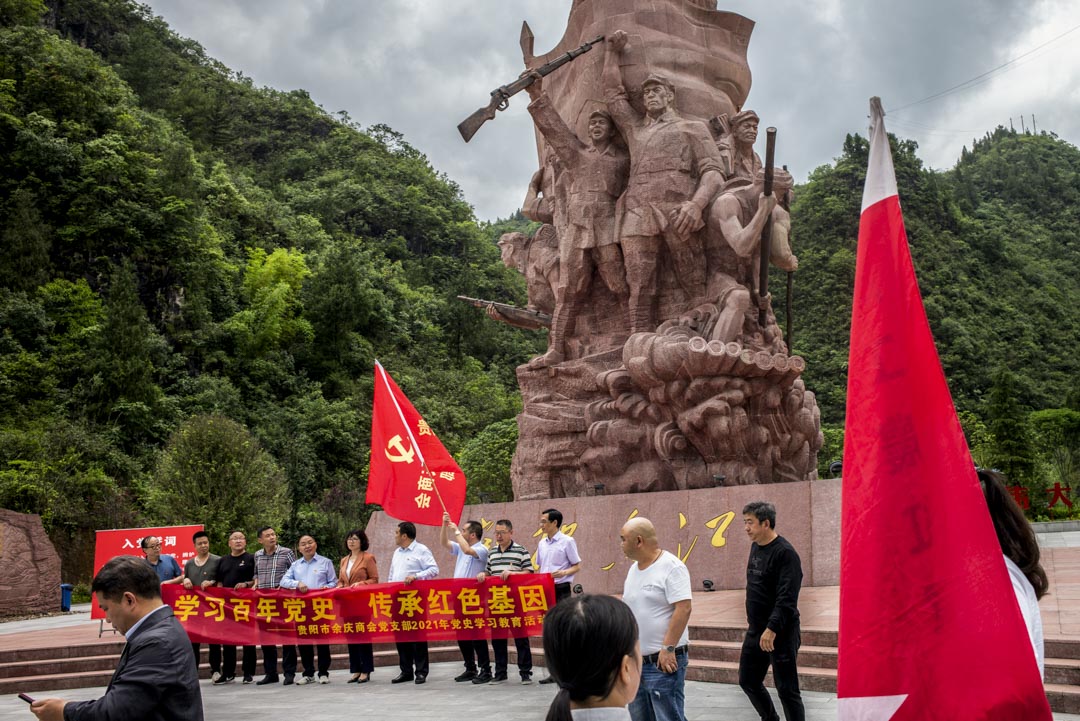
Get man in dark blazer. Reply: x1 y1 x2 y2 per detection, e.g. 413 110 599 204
31 556 204 721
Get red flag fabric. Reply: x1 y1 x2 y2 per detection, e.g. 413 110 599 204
366 361 466 526
837 98 1051 720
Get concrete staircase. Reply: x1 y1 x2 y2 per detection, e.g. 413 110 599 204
679 624 1080 715
0 641 464 694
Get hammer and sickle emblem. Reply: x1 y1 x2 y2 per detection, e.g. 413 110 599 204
384 435 416 464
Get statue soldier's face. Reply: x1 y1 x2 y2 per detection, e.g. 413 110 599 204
498 241 516 268
735 119 759 144
642 82 673 114
588 114 613 142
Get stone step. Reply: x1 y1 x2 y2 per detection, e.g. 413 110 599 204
687 658 837 693
2 641 126 664
1046 684 1080 715
688 640 837 669
0 644 465 695
687 624 838 647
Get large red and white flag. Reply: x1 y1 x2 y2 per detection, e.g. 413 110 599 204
837 98 1050 720
366 360 466 526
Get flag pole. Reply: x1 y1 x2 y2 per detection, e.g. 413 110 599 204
374 360 450 516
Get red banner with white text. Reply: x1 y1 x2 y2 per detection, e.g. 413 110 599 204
92 524 203 620
161 575 554 645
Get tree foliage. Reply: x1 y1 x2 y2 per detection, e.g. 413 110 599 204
148 414 288 550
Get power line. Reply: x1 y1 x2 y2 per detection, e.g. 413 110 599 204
888 22 1080 113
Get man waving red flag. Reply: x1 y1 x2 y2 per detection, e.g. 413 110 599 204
367 361 466 526
837 98 1051 720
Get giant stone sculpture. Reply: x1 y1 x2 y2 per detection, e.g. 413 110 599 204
482 0 823 499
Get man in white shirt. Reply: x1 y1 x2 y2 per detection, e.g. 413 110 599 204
440 512 493 684
387 521 439 684
537 507 582 685
620 517 692 721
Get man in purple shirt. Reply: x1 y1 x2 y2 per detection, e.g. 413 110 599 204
281 535 338 684
536 508 582 685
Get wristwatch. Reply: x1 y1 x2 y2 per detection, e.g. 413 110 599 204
663 645 676 653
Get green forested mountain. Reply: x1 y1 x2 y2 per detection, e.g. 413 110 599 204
0 0 1077 582
778 128 1080 513
0 0 540 577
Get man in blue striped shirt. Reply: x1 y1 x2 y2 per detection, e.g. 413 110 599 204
281 535 337 684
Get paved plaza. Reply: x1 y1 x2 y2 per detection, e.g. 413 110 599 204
2 662 1078 721
0 661 833 721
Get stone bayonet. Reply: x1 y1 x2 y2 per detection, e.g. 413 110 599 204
457 35 604 143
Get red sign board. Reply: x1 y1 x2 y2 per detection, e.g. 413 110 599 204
91 525 203 619
161 575 555 645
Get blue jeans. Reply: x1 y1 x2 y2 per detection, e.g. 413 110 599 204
629 650 688 721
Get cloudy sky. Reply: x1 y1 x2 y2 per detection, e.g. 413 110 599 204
143 0 1080 222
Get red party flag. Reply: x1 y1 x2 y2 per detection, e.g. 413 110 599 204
366 360 466 526
837 98 1050 720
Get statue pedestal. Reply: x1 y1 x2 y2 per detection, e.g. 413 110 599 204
366 477 841 596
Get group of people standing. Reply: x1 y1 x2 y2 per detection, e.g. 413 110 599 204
137 507 584 689
131 501 810 721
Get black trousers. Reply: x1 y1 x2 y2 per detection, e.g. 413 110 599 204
396 641 429 677
738 627 804 721
222 645 257 679
260 644 297 678
191 643 220 674
554 582 572 603
347 643 374 674
457 639 491 672
299 643 331 677
492 636 532 676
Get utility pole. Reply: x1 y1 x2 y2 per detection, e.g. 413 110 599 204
1020 115 1027 133
1009 117 1014 132
1032 114 1037 133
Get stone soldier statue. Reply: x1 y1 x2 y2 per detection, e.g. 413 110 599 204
489 230 560 330
524 72 630 368
705 166 797 344
715 110 764 184
602 30 726 334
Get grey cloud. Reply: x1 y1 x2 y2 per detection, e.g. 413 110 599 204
145 0 1077 220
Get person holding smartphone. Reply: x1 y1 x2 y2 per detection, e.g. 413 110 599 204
30 556 203 721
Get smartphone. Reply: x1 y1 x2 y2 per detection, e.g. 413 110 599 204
18 693 35 704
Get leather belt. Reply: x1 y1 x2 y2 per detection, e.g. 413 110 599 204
642 645 689 665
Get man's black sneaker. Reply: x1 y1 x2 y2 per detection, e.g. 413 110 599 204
489 671 508 684
472 671 493 684
242 675 253 684
255 675 279 686
454 670 477 682
212 676 235 685
539 676 556 685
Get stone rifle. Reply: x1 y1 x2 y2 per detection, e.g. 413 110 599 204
456 295 552 329
457 35 604 143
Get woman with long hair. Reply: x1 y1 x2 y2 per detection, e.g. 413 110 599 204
543 594 641 721
339 529 378 683
978 468 1048 678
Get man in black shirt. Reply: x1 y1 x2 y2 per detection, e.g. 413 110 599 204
739 501 804 721
215 530 257 685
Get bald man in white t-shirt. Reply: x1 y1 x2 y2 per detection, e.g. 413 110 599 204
620 517 692 721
